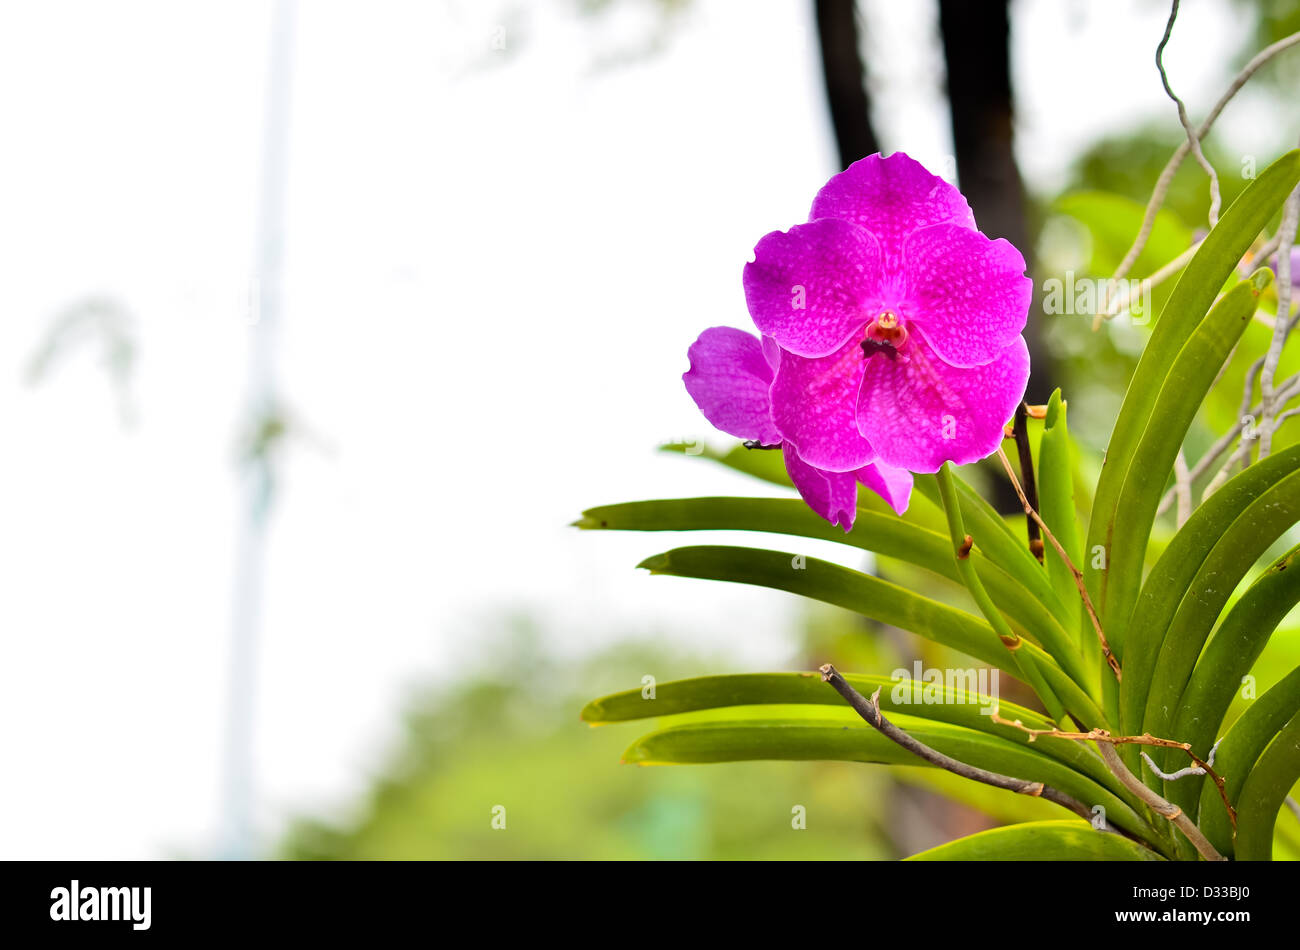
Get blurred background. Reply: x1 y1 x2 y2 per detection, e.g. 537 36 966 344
3 0 1300 859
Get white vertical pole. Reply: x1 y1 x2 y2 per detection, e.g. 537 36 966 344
219 0 296 860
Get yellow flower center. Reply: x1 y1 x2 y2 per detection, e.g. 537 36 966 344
865 309 908 349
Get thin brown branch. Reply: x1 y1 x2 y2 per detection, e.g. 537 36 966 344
818 664 1130 837
1257 181 1300 459
1156 1 1222 230
1100 241 1201 325
1012 403 1044 562
1106 28 1300 296
995 446 1121 681
1095 740 1226 861
989 712 1235 831
990 710 1227 860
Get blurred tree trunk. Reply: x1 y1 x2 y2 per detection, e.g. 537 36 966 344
814 0 1052 517
815 0 879 170
937 0 1053 403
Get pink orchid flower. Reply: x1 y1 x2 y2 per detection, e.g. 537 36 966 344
744 152 1031 475
684 152 1031 530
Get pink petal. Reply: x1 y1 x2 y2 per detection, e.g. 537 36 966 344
810 152 975 274
683 327 782 445
856 335 1029 473
902 224 1032 367
856 461 913 514
784 445 858 531
770 334 876 472
743 218 883 358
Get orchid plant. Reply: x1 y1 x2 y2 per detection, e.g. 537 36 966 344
578 18 1300 861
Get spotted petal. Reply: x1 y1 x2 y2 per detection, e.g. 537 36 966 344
743 218 883 359
857 461 913 515
783 445 859 532
856 335 1029 473
902 224 1032 367
810 152 975 274
683 327 781 445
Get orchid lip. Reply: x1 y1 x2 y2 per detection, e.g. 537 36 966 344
862 308 909 360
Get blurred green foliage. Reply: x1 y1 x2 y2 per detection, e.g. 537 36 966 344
279 617 892 859
279 611 1078 859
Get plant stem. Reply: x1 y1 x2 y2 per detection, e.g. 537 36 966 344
1105 27 1300 299
1095 741 1226 861
934 462 1069 724
818 665 1142 843
995 447 1122 684
1012 404 1044 562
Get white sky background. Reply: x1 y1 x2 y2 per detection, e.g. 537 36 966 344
0 0 1272 858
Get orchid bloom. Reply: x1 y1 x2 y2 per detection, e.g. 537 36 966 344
685 151 1032 530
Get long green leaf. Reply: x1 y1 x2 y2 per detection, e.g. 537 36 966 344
576 496 1075 664
1101 272 1268 670
1165 543 1300 820
1118 443 1300 767
913 471 1062 619
639 544 999 661
1235 709 1300 861
621 715 1154 841
936 462 1068 723
583 672 1045 725
1085 150 1300 653
581 672 1124 798
1199 665 1300 857
905 820 1164 861
1139 466 1300 766
668 439 1068 628
637 544 1106 728
1038 390 1084 646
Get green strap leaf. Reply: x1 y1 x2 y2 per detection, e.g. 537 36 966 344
583 671 1047 725
905 820 1164 861
1119 443 1300 764
893 766 1064 826
1198 665 1300 857
1139 466 1300 766
581 672 1123 799
637 544 1106 728
1038 390 1085 647
639 543 995 659
620 715 1154 841
1165 543 1300 821
1085 150 1300 653
935 462 1069 723
1101 273 1268 669
913 471 1068 622
1235 709 1300 861
665 442 1073 635
576 496 1073 662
